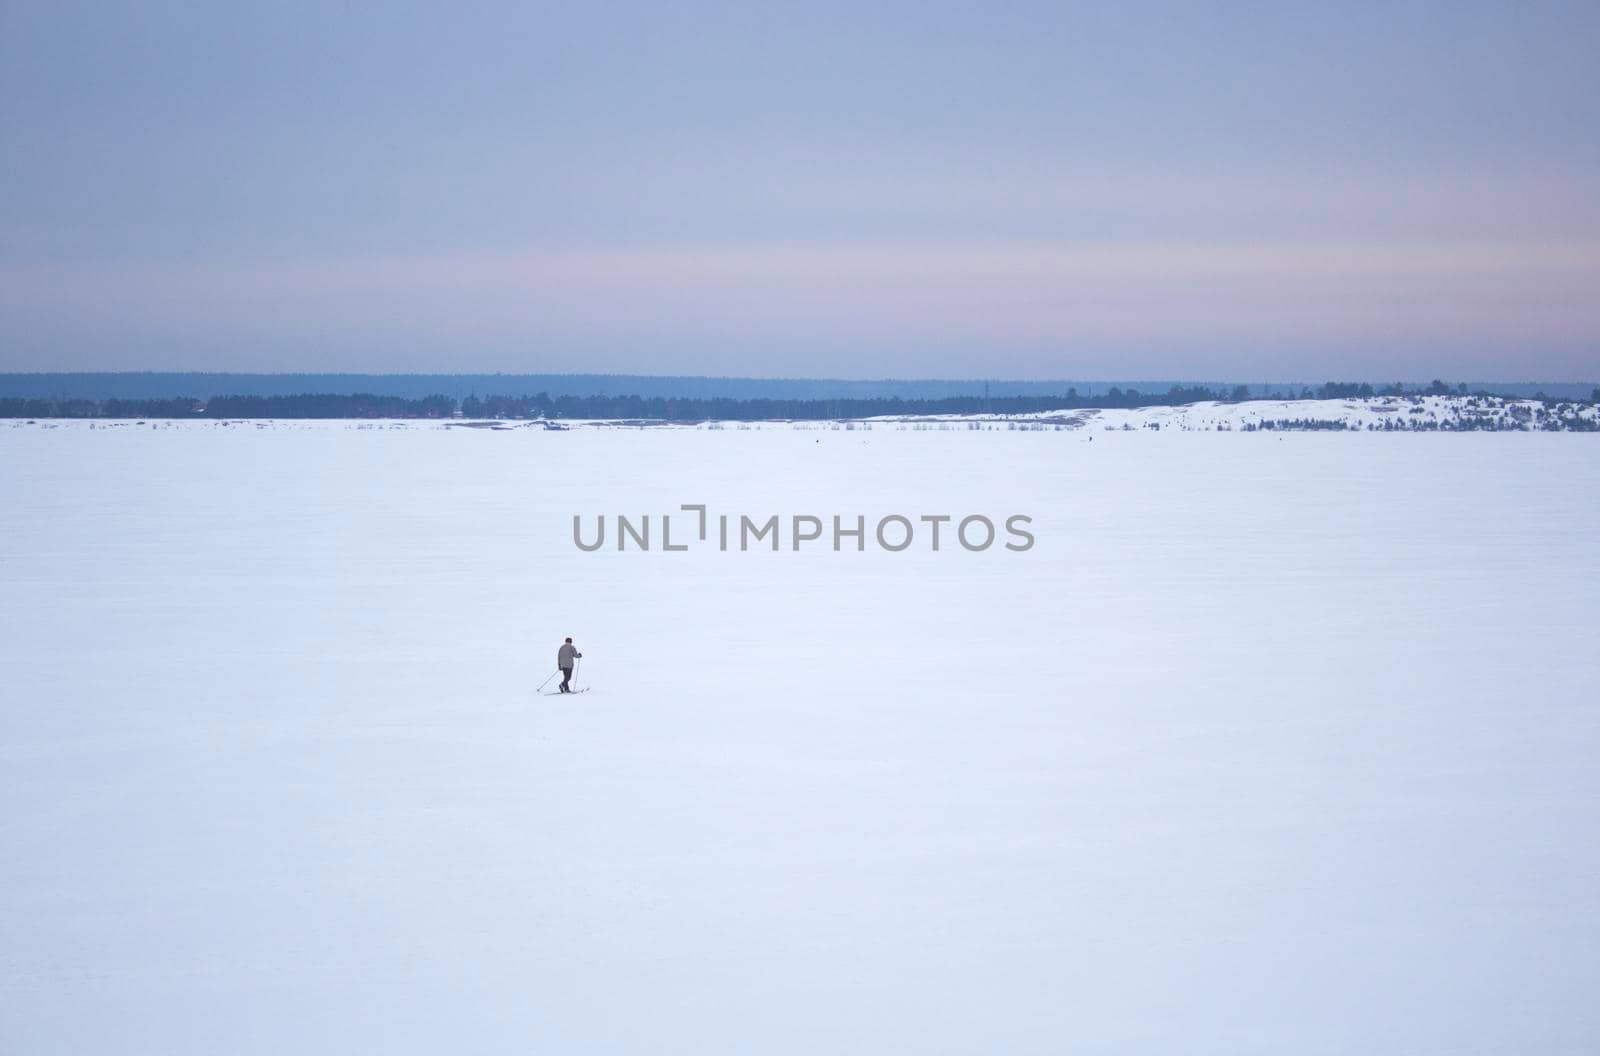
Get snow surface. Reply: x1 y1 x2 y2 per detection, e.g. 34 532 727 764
863 394 1600 431
3 424 1598 1054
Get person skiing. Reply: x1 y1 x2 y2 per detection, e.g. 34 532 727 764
557 637 582 693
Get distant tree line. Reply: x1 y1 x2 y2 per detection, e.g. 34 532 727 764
0 372 1240 402
203 393 458 418
0 393 455 419
7 372 1599 403
461 385 1233 421
2 382 1596 421
0 386 1223 420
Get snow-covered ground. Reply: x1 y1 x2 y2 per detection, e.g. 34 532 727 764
867 394 1600 431
1085 394 1599 431
3 425 1598 1054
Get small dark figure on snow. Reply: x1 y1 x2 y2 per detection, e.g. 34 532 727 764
557 638 582 692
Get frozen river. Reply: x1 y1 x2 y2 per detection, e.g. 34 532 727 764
3 422 1597 1053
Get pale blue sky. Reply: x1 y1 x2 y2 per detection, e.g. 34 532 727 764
3 1 1597 378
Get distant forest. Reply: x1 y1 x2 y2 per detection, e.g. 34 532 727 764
0 372 1269 401
4 372 1599 402
3 381 1597 421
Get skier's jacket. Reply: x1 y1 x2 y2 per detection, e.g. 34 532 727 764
558 643 581 669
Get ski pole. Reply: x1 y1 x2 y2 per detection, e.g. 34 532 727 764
536 668 560 693
572 656 581 691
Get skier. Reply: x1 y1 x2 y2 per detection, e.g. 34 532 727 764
557 637 582 693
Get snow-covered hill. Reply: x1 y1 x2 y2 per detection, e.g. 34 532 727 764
878 394 1600 431
1084 394 1597 431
